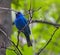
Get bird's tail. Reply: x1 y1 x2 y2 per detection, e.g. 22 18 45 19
25 34 32 47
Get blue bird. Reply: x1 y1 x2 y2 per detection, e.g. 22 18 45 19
14 12 32 47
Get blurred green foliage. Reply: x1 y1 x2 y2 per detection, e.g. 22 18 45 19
6 0 60 55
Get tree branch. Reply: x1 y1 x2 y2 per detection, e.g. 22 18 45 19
31 20 60 27
36 27 59 55
16 31 20 47
28 0 33 21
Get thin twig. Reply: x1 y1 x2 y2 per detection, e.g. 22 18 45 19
8 38 22 55
17 31 20 47
28 0 33 21
32 7 41 13
36 27 59 55
31 20 60 27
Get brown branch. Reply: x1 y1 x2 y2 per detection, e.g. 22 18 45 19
31 20 60 27
36 27 59 55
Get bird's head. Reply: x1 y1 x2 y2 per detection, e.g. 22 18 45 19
16 12 23 18
16 12 21 17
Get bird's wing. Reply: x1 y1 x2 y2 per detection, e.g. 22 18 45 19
22 17 31 34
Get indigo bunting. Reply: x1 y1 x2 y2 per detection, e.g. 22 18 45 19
14 12 32 46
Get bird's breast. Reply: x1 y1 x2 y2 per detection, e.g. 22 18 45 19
15 19 26 30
